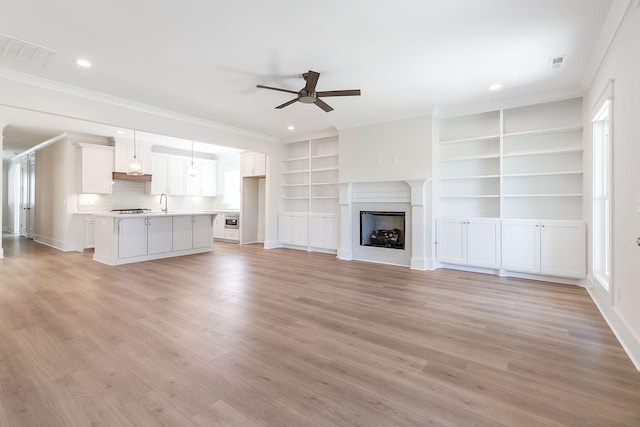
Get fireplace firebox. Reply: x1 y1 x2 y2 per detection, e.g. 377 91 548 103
360 211 405 249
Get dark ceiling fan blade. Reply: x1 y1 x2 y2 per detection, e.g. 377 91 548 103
256 84 298 95
304 70 320 93
317 89 361 97
315 99 334 112
275 98 299 109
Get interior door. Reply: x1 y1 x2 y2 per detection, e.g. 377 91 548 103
27 155 36 239
19 157 28 237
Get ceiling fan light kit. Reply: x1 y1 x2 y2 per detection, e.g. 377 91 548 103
256 70 361 112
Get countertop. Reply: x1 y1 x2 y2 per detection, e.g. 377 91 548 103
76 209 239 217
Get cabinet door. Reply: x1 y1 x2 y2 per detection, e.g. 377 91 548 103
467 219 501 269
253 153 266 176
81 146 114 194
308 216 325 248
325 215 338 250
501 219 540 273
168 158 185 195
84 217 96 249
213 215 225 239
147 216 173 255
150 155 169 195
193 215 213 248
540 221 586 278
118 218 147 258
292 215 308 246
241 154 254 177
172 215 193 251
436 218 466 265
278 214 293 244
201 160 218 196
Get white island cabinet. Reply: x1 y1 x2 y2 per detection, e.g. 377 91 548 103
93 212 216 266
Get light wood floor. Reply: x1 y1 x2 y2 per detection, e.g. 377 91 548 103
1 236 639 426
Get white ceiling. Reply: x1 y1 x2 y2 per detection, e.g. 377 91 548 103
0 0 616 156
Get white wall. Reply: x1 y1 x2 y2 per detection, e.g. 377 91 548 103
339 115 433 183
584 4 640 367
1 160 10 233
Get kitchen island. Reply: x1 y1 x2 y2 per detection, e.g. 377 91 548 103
93 212 217 266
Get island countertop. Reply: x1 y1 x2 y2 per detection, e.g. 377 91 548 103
91 211 220 218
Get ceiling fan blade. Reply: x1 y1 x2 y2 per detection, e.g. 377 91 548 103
315 99 333 112
275 98 299 109
317 89 361 97
256 84 298 95
304 70 320 93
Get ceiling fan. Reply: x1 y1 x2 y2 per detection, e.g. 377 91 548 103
256 70 361 112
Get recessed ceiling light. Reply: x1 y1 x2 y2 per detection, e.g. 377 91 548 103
489 83 502 91
287 125 295 130
76 58 92 68
116 130 125 135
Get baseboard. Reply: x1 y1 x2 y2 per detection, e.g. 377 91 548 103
338 249 352 260
410 257 427 270
33 235 76 252
586 277 640 371
262 240 280 249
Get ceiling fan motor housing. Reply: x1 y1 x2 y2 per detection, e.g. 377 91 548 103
299 91 317 103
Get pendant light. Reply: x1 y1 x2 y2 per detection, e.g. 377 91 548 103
187 140 197 177
127 130 143 175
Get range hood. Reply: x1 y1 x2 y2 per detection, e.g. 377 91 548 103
112 172 152 182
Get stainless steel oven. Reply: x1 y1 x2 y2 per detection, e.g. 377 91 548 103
224 213 239 229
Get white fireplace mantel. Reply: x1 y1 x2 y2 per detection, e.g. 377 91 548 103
337 179 433 270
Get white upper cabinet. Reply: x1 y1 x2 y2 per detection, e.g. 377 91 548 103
150 154 169 195
113 138 152 174
201 160 218 197
151 154 217 197
241 152 266 177
168 157 186 195
80 143 114 194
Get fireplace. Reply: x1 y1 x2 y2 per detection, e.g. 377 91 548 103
360 211 405 249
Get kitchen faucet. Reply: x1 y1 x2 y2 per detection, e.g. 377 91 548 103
159 193 168 213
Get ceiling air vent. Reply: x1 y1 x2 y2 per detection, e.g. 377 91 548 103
549 55 566 71
0 33 56 69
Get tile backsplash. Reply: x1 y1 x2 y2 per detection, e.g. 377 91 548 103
77 181 221 213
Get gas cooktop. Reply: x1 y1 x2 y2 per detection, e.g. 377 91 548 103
110 208 151 214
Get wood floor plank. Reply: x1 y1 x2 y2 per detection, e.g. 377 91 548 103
1 235 640 426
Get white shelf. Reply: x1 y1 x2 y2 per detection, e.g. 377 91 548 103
440 195 500 199
311 167 339 172
439 134 500 145
503 125 583 138
282 156 309 162
312 196 339 199
503 171 583 178
311 182 337 186
282 183 309 187
440 154 500 162
282 169 309 175
503 193 583 198
502 146 583 157
283 196 309 200
439 174 500 181
311 154 338 159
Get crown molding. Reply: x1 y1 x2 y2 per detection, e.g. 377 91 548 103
581 0 632 91
0 68 279 143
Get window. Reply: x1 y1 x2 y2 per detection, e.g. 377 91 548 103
593 99 611 291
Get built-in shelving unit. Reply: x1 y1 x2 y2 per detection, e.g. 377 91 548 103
280 135 339 251
436 97 586 280
438 110 501 218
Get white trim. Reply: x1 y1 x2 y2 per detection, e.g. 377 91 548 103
0 68 278 143
33 235 77 252
586 277 640 371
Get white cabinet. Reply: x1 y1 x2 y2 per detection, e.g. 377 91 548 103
502 219 586 278
150 154 169 195
241 152 266 177
118 217 148 259
84 215 96 249
224 228 239 241
213 214 225 239
80 144 114 194
308 214 338 250
193 215 213 248
201 160 218 197
172 215 213 250
436 218 501 269
168 157 186 195
114 139 152 174
147 216 173 255
278 213 308 246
